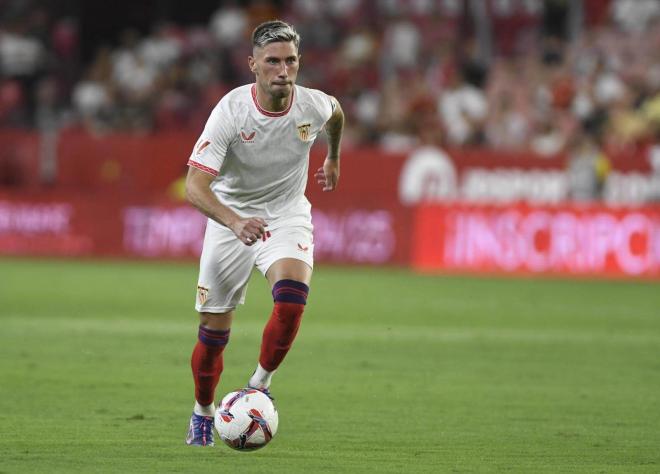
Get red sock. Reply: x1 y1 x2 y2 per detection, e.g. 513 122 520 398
259 280 309 372
191 326 230 406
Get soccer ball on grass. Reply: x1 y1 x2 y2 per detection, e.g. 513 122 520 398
215 389 278 450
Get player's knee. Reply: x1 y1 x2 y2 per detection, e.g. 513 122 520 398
272 279 309 306
199 311 233 331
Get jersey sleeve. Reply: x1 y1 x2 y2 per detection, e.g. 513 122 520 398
187 99 235 176
311 89 334 125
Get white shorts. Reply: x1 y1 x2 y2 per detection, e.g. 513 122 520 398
195 221 314 313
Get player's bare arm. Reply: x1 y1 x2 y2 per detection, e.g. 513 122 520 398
185 166 267 246
315 97 344 192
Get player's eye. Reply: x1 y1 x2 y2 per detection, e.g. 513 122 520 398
267 58 278 64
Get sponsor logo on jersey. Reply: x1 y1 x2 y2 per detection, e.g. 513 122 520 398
240 130 256 143
297 123 311 142
197 285 209 305
196 140 211 155
297 243 309 252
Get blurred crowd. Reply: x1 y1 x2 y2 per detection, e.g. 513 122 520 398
1 0 660 157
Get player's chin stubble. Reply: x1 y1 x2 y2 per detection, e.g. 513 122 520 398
269 85 291 100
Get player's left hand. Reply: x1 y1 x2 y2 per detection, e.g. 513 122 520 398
315 157 339 192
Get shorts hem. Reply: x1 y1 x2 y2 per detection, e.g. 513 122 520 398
260 254 314 276
195 304 241 313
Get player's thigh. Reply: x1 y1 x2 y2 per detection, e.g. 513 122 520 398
255 226 314 286
196 224 256 313
265 258 312 287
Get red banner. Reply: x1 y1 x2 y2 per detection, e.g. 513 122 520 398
0 193 411 265
412 203 660 278
2 130 658 206
4 193 660 278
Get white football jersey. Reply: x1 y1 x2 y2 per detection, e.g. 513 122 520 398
188 83 334 230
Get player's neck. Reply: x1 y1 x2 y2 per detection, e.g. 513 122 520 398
255 86 292 113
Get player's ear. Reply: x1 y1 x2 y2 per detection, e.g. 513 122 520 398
248 56 257 73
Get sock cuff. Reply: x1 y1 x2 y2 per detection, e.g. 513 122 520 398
198 325 230 347
272 279 309 305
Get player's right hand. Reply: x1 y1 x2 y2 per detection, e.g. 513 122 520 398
230 217 270 246
315 157 339 192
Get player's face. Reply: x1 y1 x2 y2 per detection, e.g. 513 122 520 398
249 41 300 100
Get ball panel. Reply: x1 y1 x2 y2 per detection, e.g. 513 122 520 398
214 389 278 451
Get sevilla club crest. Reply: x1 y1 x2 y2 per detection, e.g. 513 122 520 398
197 285 209 305
297 123 311 142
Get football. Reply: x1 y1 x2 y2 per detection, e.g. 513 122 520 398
215 389 279 450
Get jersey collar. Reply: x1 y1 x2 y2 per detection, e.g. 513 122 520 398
251 84 295 117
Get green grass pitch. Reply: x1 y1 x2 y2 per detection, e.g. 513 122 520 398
1 258 659 473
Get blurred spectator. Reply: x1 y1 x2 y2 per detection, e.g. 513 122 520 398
71 46 114 132
209 2 248 47
0 17 46 124
0 79 26 125
438 61 488 146
139 23 182 73
567 120 611 201
605 86 648 151
0 23 46 78
486 90 530 150
647 138 660 202
109 29 158 130
531 111 568 156
611 0 660 33
380 17 422 77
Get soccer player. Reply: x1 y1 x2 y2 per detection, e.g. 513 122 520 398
184 20 344 446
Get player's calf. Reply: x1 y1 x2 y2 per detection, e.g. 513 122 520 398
187 325 231 446
191 326 230 414
250 279 309 389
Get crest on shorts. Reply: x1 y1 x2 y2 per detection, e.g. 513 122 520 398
197 285 209 305
297 123 311 141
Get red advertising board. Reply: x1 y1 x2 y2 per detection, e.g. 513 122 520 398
0 193 412 265
412 203 660 278
2 130 660 277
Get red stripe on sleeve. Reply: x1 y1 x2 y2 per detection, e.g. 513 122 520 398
187 160 218 176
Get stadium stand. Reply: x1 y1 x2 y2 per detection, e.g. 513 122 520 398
0 0 658 149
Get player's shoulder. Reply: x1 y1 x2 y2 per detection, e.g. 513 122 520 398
217 84 253 110
206 85 252 127
294 85 335 118
295 84 334 104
